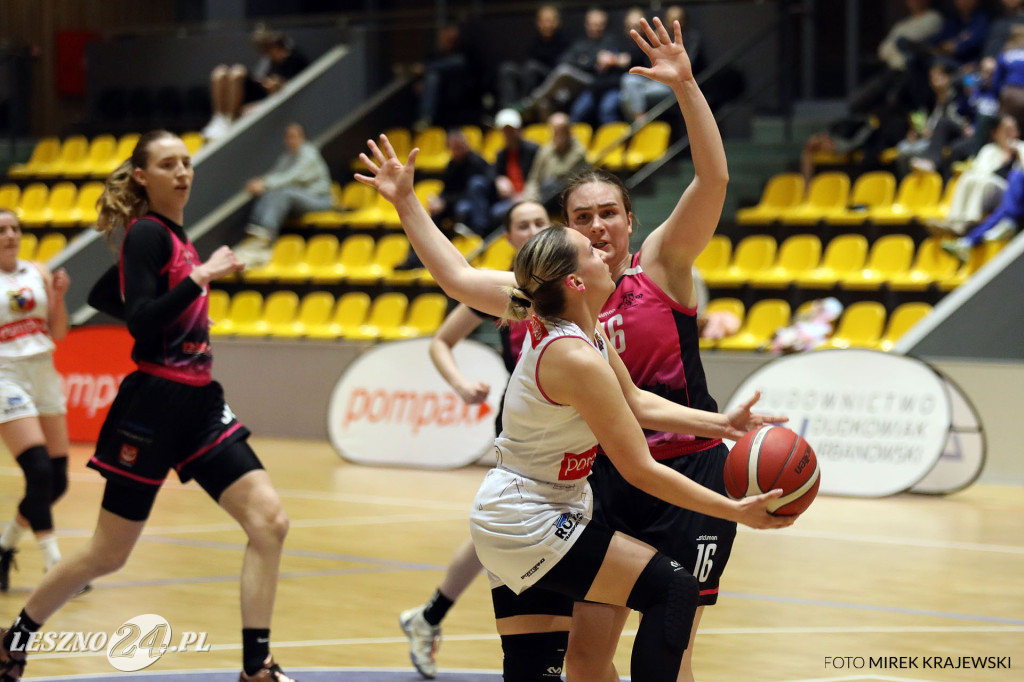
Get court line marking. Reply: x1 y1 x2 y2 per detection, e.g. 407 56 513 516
749 526 1024 555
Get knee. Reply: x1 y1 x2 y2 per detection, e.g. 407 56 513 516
17 446 54 532
50 456 68 503
228 65 247 81
90 545 132 576
244 502 290 549
563 642 606 681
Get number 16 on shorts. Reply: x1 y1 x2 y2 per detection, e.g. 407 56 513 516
107 614 211 672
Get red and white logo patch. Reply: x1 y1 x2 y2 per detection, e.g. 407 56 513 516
119 444 138 467
558 445 597 480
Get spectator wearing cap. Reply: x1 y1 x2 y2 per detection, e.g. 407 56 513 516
483 109 540 227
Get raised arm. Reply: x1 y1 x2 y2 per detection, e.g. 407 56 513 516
630 18 729 293
429 303 491 404
355 135 514 317
539 339 791 529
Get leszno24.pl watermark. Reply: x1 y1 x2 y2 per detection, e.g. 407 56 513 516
8 614 210 672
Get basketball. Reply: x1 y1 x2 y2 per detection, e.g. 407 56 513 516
724 425 820 516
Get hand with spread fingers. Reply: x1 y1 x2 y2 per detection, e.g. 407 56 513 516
723 391 789 441
629 16 693 87
354 135 420 206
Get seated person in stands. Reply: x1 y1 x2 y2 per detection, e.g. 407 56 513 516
620 5 701 122
411 21 485 131
234 123 332 267
202 28 309 140
524 112 588 213
479 109 540 227
569 8 639 127
942 164 1024 260
894 61 975 177
497 5 570 110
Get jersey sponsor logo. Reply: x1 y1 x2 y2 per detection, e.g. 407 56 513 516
521 557 546 580
343 388 492 435
558 445 597 480
0 316 46 342
7 287 36 313
553 511 583 541
617 290 643 310
527 314 548 344
119 444 138 467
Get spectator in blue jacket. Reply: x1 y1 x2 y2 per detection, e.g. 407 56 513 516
942 164 1024 260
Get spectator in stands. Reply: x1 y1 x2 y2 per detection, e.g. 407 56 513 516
983 0 1024 59
569 8 640 127
233 123 332 268
903 0 990 110
991 25 1024 130
942 163 1024 260
620 5 702 122
202 28 309 140
497 5 571 110
520 7 618 122
524 112 588 212
412 22 484 131
847 0 943 115
930 114 1024 234
895 61 974 177
483 109 540 226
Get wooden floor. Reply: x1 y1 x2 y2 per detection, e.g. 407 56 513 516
1 437 1022 681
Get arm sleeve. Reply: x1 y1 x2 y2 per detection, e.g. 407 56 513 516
86 265 126 320
121 220 204 338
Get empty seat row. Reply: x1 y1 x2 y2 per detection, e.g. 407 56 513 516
701 298 931 352
16 233 68 265
696 233 1006 292
240 232 513 285
0 182 104 228
7 132 203 180
737 170 951 226
208 290 449 340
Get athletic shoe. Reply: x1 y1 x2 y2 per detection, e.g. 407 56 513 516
233 236 273 269
0 549 17 592
983 218 1017 242
0 627 27 681
399 604 441 679
941 239 971 263
238 655 299 681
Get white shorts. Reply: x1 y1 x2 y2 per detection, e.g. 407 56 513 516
470 467 594 595
0 354 66 424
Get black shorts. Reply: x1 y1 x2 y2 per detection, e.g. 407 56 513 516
491 519 614 620
88 372 251 489
589 443 736 606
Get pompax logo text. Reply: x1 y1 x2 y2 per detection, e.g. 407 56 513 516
343 388 492 434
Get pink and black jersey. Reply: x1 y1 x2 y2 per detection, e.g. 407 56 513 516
119 214 211 385
599 250 720 460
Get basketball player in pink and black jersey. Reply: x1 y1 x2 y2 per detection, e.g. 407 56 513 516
0 131 300 682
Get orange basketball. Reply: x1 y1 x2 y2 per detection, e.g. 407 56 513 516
724 425 820 516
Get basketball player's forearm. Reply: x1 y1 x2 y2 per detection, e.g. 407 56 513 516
632 390 729 439
632 459 738 520
674 79 728 187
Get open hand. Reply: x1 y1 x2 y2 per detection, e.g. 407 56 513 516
723 390 788 441
629 17 693 86
354 134 419 205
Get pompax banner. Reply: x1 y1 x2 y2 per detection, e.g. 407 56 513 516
327 338 508 468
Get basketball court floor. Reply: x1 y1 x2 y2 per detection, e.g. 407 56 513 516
0 438 1020 681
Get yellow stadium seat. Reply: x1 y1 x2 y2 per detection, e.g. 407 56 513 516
482 128 505 164
876 302 931 352
312 234 374 283
34 233 67 264
693 235 732 283
243 234 306 282
735 173 805 225
480 238 516 271
702 234 776 288
622 121 671 170
8 137 60 178
749 234 822 288
420 234 484 284
412 127 449 173
717 299 790 351
38 136 89 178
181 132 204 157
17 233 38 261
587 122 630 166
868 170 942 224
0 183 21 210
71 182 105 227
91 133 139 178
382 293 449 340
306 292 372 339
938 240 1005 290
354 127 411 171
350 234 410 285
278 234 338 284
777 172 850 225
917 175 958 222
210 290 262 336
839 234 914 290
346 292 409 340
47 183 81 228
235 290 299 337
571 122 593 149
207 289 231 336
794 234 869 288
817 301 886 349
79 134 117 178
699 297 745 350
275 292 336 338
888 237 960 291
522 123 552 147
342 192 400 229
17 184 52 228
461 125 483 153
300 182 368 228
828 171 897 226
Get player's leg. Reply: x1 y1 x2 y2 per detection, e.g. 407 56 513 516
400 536 483 678
564 601 629 682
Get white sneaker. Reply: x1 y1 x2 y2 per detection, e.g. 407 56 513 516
983 218 1016 242
399 605 440 679
941 238 971 263
202 114 231 141
233 236 272 268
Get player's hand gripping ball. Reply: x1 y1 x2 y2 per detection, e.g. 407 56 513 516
724 425 820 516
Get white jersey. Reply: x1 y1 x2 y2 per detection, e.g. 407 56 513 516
471 316 608 594
0 260 54 361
